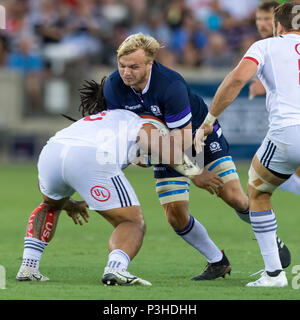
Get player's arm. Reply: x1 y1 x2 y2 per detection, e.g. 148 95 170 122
171 122 193 152
163 81 193 151
137 124 201 178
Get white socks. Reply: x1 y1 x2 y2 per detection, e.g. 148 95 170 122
250 209 282 272
106 249 130 271
175 215 223 263
22 237 48 271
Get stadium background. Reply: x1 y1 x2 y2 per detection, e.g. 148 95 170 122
1 0 300 301
0 0 272 161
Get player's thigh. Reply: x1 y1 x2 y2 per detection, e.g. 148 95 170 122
155 174 191 206
38 142 75 200
204 131 239 184
255 130 299 178
248 154 287 195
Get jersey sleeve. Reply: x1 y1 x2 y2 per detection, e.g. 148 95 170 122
103 76 121 110
243 39 267 73
163 80 192 129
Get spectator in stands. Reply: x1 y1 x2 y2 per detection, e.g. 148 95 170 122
203 31 234 68
0 35 8 67
0 0 262 115
170 11 207 66
6 36 44 112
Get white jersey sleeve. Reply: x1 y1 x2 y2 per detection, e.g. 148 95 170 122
243 39 266 74
242 35 300 132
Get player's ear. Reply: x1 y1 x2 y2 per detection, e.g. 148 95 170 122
274 21 284 36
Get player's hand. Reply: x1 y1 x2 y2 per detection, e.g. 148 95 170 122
193 124 213 153
191 169 224 196
249 78 266 100
65 200 89 225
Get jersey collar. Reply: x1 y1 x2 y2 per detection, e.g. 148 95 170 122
281 33 300 40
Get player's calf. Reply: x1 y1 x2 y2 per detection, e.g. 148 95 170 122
17 198 65 282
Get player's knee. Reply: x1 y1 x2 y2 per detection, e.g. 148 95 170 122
247 182 270 202
134 212 146 235
163 201 190 230
42 196 67 212
127 207 146 235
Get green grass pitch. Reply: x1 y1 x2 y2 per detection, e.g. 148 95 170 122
1 163 299 300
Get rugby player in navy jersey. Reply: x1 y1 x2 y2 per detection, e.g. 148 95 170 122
101 33 289 280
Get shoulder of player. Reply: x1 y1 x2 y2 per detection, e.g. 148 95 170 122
152 61 188 99
105 70 130 94
107 70 131 88
252 36 283 49
152 61 186 87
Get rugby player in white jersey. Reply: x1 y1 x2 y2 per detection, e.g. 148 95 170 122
195 2 300 287
250 0 300 197
16 78 212 286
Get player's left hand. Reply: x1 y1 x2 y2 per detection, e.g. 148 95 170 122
193 124 213 153
65 200 89 225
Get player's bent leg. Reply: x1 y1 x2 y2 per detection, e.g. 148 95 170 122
205 156 249 217
16 195 68 282
246 158 289 287
96 206 151 286
156 178 231 280
218 178 249 218
97 206 146 260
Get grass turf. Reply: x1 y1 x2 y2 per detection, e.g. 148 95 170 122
1 163 300 300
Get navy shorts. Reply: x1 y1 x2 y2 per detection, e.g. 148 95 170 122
153 122 230 179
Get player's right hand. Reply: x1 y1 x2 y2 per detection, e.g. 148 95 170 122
65 200 89 225
191 169 224 196
193 124 213 154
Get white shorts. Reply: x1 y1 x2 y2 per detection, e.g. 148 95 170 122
256 125 300 175
37 142 140 211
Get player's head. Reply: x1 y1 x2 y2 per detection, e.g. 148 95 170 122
78 76 107 117
273 1 300 36
117 33 161 89
256 1 279 38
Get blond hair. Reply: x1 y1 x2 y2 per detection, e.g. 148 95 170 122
117 33 162 61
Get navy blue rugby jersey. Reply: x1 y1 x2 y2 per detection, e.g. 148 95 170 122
103 61 208 133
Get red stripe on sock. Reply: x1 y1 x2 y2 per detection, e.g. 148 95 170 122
26 204 46 238
40 210 55 242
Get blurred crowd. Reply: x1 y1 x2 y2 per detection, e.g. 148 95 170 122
0 0 262 112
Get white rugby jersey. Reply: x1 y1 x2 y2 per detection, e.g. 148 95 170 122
243 33 300 131
49 109 148 166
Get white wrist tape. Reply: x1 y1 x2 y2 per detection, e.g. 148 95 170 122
204 112 216 126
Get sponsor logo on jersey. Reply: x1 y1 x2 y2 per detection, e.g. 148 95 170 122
90 186 111 202
124 104 142 111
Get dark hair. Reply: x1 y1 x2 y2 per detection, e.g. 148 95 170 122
62 76 107 122
274 2 300 32
257 1 279 12
78 76 107 117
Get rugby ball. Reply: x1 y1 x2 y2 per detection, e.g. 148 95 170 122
139 114 169 136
